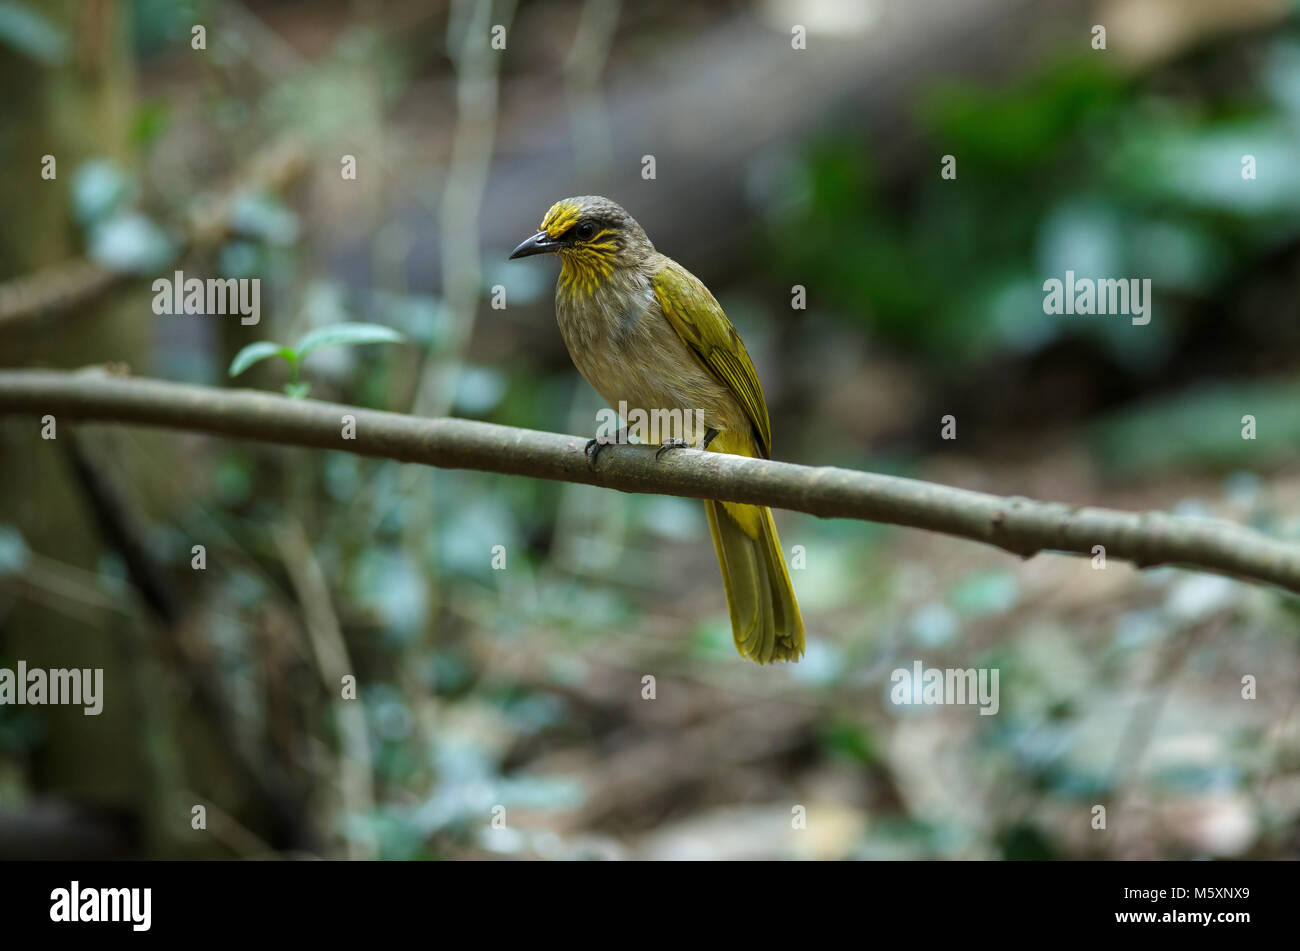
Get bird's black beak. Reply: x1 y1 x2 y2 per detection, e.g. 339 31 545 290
509 231 560 260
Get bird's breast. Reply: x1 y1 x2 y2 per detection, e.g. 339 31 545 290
554 269 741 437
555 272 652 394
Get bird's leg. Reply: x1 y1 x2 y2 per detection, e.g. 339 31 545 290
585 426 631 471
656 426 719 460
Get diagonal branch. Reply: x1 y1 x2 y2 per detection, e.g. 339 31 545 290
2 368 1299 596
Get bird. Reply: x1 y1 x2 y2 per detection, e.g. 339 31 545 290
510 195 804 664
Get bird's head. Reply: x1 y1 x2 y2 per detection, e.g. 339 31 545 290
509 196 653 294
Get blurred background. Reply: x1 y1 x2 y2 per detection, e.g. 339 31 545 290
1 0 1298 860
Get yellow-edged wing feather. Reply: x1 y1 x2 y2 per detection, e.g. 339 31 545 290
651 262 772 459
652 260 803 664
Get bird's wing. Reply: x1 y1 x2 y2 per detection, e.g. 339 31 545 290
652 261 773 459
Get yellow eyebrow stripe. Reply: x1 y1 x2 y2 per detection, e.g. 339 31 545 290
541 201 581 238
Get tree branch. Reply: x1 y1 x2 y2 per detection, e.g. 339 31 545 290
3 369 1299 596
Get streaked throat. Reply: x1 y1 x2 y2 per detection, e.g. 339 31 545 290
557 239 618 298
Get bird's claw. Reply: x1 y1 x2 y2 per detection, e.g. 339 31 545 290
585 427 630 471
584 436 609 471
655 438 690 460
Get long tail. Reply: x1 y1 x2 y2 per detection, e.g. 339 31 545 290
705 487 804 663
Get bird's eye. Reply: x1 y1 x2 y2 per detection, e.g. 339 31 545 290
573 221 597 241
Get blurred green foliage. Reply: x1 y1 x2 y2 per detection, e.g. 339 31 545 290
766 41 1300 367
1092 381 1300 473
0 1 68 64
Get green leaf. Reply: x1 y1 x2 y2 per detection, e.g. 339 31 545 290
229 341 290 378
295 322 404 359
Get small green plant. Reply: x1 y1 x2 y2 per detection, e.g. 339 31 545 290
228 322 405 398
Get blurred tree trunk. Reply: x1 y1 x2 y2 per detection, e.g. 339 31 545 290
0 0 132 280
0 0 164 856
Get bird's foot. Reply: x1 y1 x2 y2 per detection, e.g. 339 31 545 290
585 427 631 471
655 438 691 460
